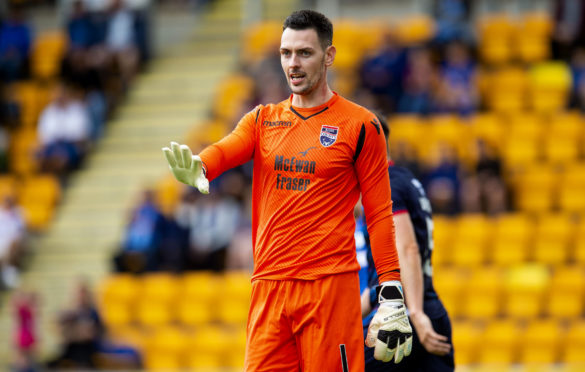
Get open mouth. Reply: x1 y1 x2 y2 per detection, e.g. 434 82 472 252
290 72 306 85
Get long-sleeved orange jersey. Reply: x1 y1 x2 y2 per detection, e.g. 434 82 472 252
200 93 399 283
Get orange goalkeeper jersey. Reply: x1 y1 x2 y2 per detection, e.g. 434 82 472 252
199 93 399 282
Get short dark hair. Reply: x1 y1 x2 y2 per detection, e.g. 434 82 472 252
283 10 333 50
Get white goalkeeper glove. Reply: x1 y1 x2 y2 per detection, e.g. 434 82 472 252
365 281 413 363
162 141 209 194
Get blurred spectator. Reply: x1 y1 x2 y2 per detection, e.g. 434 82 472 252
176 172 243 272
103 0 140 96
11 290 38 372
249 48 289 106
391 141 422 179
113 188 165 273
422 143 461 215
552 0 585 61
569 47 585 111
432 0 474 46
434 41 478 116
397 47 436 114
0 5 31 82
37 82 92 179
0 195 26 289
226 185 253 271
66 0 95 52
359 27 407 115
461 139 508 215
46 278 141 369
0 124 9 173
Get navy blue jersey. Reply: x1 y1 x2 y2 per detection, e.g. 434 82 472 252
358 163 447 322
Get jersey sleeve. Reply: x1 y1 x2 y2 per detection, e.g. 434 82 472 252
199 106 260 181
390 177 408 214
355 115 400 283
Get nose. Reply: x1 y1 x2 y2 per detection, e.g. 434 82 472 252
290 53 301 68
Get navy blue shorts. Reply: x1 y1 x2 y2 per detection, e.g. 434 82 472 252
364 313 455 372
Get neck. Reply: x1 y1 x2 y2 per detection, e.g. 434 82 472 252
291 81 333 108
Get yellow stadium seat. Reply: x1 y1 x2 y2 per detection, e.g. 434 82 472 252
135 300 173 328
515 12 552 63
144 326 190 363
561 363 585 372
182 271 221 304
485 68 528 113
387 115 425 150
143 353 182 370
10 81 42 127
546 266 585 319
500 138 540 170
469 113 505 151
507 112 546 140
477 319 521 364
433 268 468 318
451 320 482 365
240 21 282 65
155 175 183 216
332 19 370 74
225 328 247 368
101 301 133 328
176 298 214 326
548 111 584 140
19 202 55 231
432 215 455 267
186 325 231 367
563 321 585 363
513 163 558 213
213 74 255 122
491 214 533 266
19 174 61 206
99 274 140 305
558 185 585 213
503 264 550 319
528 62 572 113
141 273 181 306
478 14 515 65
543 137 580 166
31 31 68 79
395 15 435 46
532 214 575 265
462 266 503 319
519 319 563 363
451 214 492 267
9 128 39 176
0 175 18 199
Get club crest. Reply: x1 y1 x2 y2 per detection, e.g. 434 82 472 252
320 125 339 147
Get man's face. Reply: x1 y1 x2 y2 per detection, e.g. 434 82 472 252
280 28 333 96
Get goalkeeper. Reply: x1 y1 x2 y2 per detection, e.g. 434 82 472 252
356 116 454 371
163 9 411 372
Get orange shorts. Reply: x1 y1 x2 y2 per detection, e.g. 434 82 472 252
244 272 364 372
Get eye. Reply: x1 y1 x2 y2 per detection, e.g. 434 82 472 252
280 50 290 57
300 50 311 57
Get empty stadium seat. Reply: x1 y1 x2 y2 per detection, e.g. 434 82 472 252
543 137 580 166
0 175 18 200
528 62 572 113
477 319 521 363
491 214 533 265
431 215 454 267
240 21 282 65
433 267 469 318
513 163 558 213
451 214 492 267
502 264 550 319
519 319 563 363
461 266 503 319
478 14 515 65
451 320 482 365
469 113 505 151
30 31 68 79
532 214 575 265
135 299 174 328
546 266 585 319
563 321 585 363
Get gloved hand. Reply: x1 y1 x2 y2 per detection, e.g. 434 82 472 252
162 141 209 194
365 281 413 363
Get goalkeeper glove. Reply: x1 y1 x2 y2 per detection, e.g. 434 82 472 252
162 141 209 194
365 281 413 363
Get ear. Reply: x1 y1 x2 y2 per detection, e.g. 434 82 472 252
324 45 336 67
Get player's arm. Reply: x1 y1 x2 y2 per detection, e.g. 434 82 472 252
355 116 412 363
162 107 260 192
394 212 451 356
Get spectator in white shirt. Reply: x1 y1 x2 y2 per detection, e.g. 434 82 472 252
37 82 91 177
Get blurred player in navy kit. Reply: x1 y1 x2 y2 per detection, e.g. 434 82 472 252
356 115 455 371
